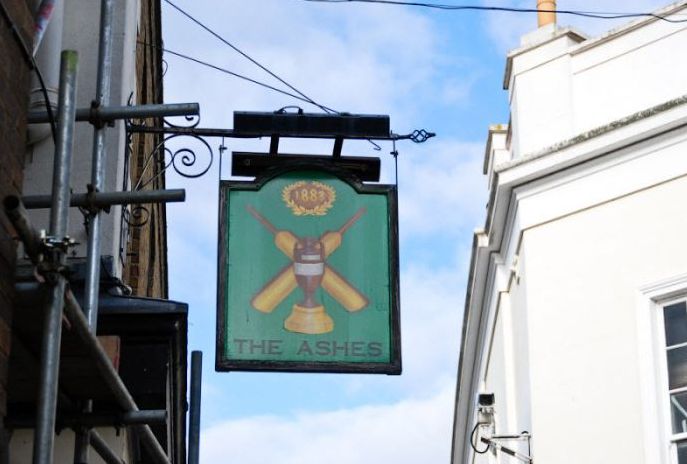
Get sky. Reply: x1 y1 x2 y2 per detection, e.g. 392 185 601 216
159 1 670 462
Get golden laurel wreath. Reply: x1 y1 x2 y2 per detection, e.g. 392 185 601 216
282 181 336 216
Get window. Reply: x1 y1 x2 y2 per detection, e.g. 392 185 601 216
662 300 687 463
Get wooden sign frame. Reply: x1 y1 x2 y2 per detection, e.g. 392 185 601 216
216 163 401 374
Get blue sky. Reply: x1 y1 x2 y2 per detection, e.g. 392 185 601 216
159 1 669 462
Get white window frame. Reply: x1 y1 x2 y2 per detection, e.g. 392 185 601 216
639 274 687 464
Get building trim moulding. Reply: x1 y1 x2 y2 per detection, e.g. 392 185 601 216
484 94 687 248
570 1 687 57
485 124 687 294
503 1 687 90
451 192 524 464
497 93 687 174
483 124 509 175
503 27 587 90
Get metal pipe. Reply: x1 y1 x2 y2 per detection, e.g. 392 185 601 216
33 49 78 464
33 277 67 464
73 418 90 464
27 102 200 124
63 290 170 464
119 410 168 425
22 188 186 209
90 430 126 464
3 196 43 264
127 125 434 142
48 51 78 239
188 351 203 464
480 437 532 463
6 410 168 429
83 0 114 332
76 3 117 459
170 315 187 464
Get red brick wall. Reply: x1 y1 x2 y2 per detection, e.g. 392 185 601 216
0 1 33 420
123 0 168 299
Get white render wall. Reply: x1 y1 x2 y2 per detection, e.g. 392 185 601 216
22 0 140 276
505 5 687 159
523 177 687 462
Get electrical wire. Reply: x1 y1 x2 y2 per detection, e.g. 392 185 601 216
470 422 491 454
0 0 57 142
299 0 687 23
137 41 333 107
160 1 405 151
163 0 338 114
139 40 384 150
32 65 57 143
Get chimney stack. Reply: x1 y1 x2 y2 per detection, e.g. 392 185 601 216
537 0 557 27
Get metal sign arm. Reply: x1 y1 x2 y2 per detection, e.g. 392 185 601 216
480 437 533 463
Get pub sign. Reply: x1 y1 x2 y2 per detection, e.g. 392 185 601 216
217 167 401 374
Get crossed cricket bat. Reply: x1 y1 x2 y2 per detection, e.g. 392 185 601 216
247 205 369 313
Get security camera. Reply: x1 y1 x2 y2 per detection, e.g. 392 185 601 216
477 393 495 426
478 393 495 407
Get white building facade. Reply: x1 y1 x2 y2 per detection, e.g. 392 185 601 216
451 2 687 463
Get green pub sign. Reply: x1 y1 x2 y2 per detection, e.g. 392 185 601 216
217 167 401 374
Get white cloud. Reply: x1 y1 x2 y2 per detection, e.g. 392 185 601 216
162 0 444 122
200 384 455 464
398 263 467 392
398 138 487 238
159 0 490 451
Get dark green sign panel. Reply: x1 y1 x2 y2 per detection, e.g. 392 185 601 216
217 168 401 374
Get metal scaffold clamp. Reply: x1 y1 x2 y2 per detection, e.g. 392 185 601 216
41 233 78 252
35 233 78 282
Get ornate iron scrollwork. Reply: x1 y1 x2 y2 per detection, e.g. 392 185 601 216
122 204 151 227
159 134 213 180
124 115 214 190
393 129 435 143
163 113 200 129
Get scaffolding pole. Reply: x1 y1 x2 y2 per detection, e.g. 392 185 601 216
90 431 126 464
22 188 186 209
75 1 114 460
84 0 113 342
6 11 193 461
27 102 200 124
33 49 78 464
63 290 170 464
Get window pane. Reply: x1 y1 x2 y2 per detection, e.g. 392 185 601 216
672 392 687 434
667 346 687 390
665 302 687 347
677 441 687 464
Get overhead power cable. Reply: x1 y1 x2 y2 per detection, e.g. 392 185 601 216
137 41 330 107
299 0 687 23
163 0 337 113
162 0 384 150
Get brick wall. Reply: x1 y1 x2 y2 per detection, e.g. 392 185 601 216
0 0 33 427
122 0 168 299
